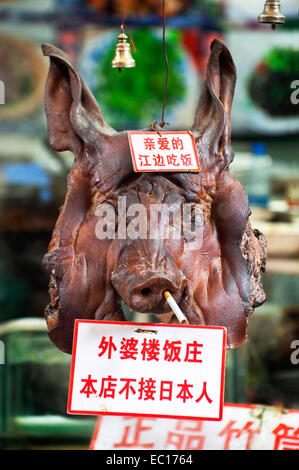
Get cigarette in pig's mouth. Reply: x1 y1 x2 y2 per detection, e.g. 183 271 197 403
164 291 189 325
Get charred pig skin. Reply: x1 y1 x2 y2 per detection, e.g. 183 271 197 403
42 39 266 354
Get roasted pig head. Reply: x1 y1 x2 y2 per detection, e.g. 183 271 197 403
42 39 266 354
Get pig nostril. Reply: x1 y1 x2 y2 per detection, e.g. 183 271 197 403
141 288 151 296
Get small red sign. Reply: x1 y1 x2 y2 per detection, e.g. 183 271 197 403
127 131 200 173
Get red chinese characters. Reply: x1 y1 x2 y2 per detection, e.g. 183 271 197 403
138 155 151 167
172 137 184 150
112 417 205 450
157 137 171 151
218 420 260 450
163 340 182 362
141 339 160 361
114 417 156 449
98 336 117 359
120 338 139 360
272 423 299 450
181 154 192 167
143 138 155 151
152 154 166 167
98 375 118 399
96 336 204 364
79 374 213 406
128 132 200 172
80 374 97 398
119 378 137 399
165 420 204 450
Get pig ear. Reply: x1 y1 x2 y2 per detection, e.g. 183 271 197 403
191 39 236 170
42 44 116 156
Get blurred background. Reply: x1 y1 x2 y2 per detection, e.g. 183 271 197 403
0 0 299 450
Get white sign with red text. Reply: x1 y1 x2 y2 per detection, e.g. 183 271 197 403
90 404 299 451
127 131 200 172
67 321 226 421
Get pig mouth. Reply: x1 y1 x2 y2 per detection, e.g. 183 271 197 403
112 273 186 316
120 297 174 320
111 257 187 317
114 284 188 321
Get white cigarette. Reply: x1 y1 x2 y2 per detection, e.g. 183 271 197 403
164 291 189 325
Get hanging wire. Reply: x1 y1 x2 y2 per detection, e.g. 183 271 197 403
122 24 136 52
120 0 136 54
121 0 125 26
160 0 169 128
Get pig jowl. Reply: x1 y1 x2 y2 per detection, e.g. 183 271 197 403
42 39 267 354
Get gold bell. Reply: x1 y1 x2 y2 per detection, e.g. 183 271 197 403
112 26 136 72
258 0 285 29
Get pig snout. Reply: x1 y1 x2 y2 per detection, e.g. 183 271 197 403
112 245 185 314
129 276 182 313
